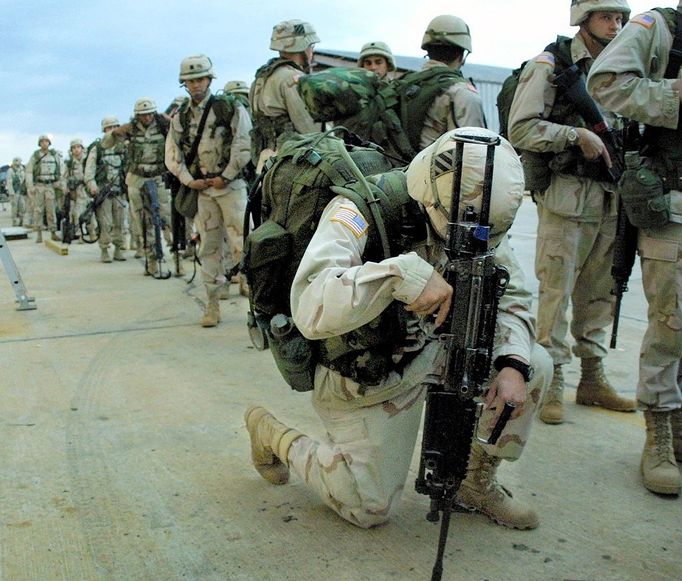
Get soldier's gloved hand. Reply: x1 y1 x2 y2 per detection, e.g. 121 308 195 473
484 363 527 421
188 179 210 190
405 270 453 328
576 127 612 167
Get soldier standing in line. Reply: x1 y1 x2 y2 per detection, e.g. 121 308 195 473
224 80 251 112
508 0 636 424
85 116 128 263
588 1 682 496
417 15 487 148
103 98 173 274
357 41 396 80
244 128 552 530
166 55 252 326
25 134 64 243
62 139 89 242
6 157 26 227
250 19 320 172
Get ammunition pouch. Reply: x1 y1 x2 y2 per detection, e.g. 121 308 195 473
267 321 317 393
174 184 199 219
618 156 671 229
520 150 552 192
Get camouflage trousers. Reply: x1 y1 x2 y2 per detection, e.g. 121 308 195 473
95 194 126 250
126 174 171 257
69 187 89 227
10 194 26 226
637 220 682 412
32 183 57 232
195 180 246 294
535 204 616 365
287 342 551 528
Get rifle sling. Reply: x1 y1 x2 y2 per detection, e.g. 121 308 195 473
185 95 215 178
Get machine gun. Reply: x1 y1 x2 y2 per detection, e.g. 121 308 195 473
415 132 514 581
553 64 623 183
78 188 110 243
141 179 171 279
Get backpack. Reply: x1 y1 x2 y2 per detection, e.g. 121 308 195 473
241 129 424 391
496 36 574 139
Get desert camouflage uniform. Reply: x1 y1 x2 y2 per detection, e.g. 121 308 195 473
84 140 127 252
508 34 618 367
25 148 64 235
588 9 682 412
62 152 88 230
250 60 318 171
6 162 26 226
419 59 487 149
284 196 550 528
103 117 172 259
166 94 252 295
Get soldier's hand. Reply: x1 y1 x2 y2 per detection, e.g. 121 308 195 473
88 184 98 196
188 179 210 190
485 364 527 421
575 128 612 166
405 270 453 328
207 176 226 190
113 123 132 137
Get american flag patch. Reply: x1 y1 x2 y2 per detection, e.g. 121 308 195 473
631 14 656 29
535 53 555 67
330 206 368 238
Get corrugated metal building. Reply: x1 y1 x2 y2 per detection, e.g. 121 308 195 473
314 49 511 133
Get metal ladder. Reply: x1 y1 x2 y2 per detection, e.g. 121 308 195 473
0 230 37 310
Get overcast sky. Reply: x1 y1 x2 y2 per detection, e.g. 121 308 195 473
0 0 674 164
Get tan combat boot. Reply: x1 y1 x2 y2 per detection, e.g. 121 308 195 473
101 248 112 263
244 406 304 485
35 230 43 243
539 365 564 424
200 292 221 327
455 443 539 529
218 283 230 300
144 258 158 276
134 238 144 259
238 274 250 298
575 357 636 412
671 409 682 463
50 230 60 241
641 410 681 495
113 246 126 261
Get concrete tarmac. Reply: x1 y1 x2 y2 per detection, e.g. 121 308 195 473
0 200 680 581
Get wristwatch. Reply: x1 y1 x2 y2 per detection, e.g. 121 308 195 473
567 127 580 146
494 356 534 382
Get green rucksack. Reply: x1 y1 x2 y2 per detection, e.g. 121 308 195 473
241 129 423 391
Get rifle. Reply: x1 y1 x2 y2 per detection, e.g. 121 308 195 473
415 133 513 581
78 188 109 243
553 64 623 183
60 186 77 244
170 189 187 277
141 179 171 279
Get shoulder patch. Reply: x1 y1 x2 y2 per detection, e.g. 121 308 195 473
534 52 555 67
631 13 656 29
330 205 368 238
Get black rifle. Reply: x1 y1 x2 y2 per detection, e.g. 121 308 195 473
553 64 624 183
60 187 77 244
170 190 187 277
141 179 171 279
78 189 111 243
415 133 513 581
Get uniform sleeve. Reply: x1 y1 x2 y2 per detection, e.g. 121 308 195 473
449 82 487 128
492 236 535 363
508 53 574 152
291 196 434 340
164 115 194 186
222 102 253 182
84 147 97 189
6 169 15 196
25 157 34 190
587 12 680 129
281 75 318 134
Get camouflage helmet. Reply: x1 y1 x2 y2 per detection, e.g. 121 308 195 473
38 134 51 145
224 80 250 95
101 116 120 130
405 127 524 247
134 97 157 115
357 41 396 72
69 138 83 148
570 0 631 26
178 54 216 83
421 15 472 53
270 20 319 52
12 157 22 165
